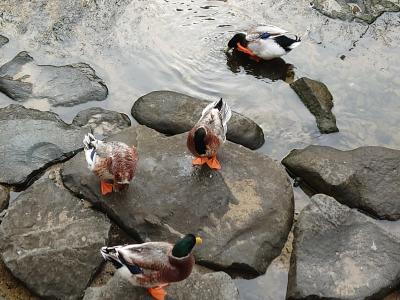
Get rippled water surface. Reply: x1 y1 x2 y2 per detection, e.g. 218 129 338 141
0 0 399 298
1 0 399 160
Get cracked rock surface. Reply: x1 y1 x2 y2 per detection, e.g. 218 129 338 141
0 105 88 189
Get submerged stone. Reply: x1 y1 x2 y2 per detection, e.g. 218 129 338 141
0 51 108 107
0 35 9 48
310 0 400 24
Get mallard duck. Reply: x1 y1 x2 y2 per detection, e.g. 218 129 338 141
227 25 301 61
187 98 231 170
101 234 202 300
83 133 138 195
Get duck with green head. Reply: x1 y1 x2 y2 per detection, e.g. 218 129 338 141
101 234 202 300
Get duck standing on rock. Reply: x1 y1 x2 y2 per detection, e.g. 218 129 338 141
83 133 138 195
187 98 232 170
227 25 302 61
101 234 202 300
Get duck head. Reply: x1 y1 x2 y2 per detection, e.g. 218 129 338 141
172 234 202 258
227 33 247 50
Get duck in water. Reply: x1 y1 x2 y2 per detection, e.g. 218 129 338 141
227 25 302 61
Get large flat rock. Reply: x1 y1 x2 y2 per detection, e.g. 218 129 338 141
311 0 400 24
131 91 265 150
0 104 88 189
282 145 400 220
0 178 111 300
83 268 239 300
62 125 293 275
0 51 108 107
287 194 400 300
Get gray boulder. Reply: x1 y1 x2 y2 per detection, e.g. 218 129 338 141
83 268 239 300
62 125 293 275
311 0 400 24
0 186 9 213
131 91 265 150
0 51 108 106
282 145 400 220
72 107 131 138
0 178 111 300
0 35 8 48
290 77 338 134
287 194 400 300
0 104 88 189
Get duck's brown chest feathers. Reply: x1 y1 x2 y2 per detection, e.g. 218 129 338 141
187 127 221 158
160 254 195 283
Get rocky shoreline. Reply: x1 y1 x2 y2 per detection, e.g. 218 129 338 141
0 99 399 299
0 0 399 299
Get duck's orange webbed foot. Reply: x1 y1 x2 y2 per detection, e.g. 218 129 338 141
192 157 208 166
206 156 221 170
237 42 261 62
100 180 113 195
147 285 168 300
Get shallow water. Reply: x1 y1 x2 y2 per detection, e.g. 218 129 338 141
0 0 399 298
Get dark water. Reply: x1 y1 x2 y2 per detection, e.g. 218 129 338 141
0 0 399 298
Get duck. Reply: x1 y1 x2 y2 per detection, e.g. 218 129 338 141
227 25 302 61
100 234 202 300
187 98 231 170
83 133 138 195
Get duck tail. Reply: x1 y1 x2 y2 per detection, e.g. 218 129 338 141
218 98 232 130
101 246 143 275
289 38 301 49
83 133 98 169
83 133 97 150
100 246 124 269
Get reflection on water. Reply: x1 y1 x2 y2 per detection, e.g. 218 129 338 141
226 50 295 83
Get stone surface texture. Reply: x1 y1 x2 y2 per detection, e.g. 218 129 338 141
0 178 111 300
62 125 294 275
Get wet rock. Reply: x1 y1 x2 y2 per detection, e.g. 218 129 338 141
0 35 9 48
311 0 400 24
72 107 131 138
282 145 400 220
0 105 88 189
287 194 400 300
0 186 9 213
61 125 293 275
131 91 265 150
0 51 108 107
0 178 111 300
290 77 338 134
83 268 239 300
